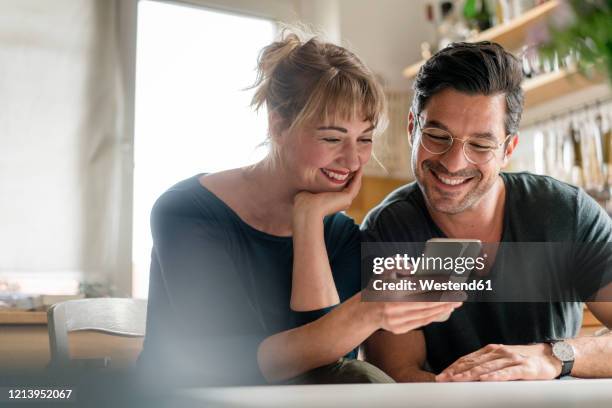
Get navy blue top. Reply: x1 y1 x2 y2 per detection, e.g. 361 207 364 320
362 172 612 373
139 174 361 385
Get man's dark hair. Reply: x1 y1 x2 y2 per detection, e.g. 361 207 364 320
412 41 524 136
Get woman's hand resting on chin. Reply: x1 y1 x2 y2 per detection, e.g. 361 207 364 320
293 168 363 221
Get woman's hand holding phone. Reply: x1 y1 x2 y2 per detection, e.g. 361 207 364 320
365 295 462 335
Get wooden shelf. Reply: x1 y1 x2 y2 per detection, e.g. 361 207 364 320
0 310 47 325
402 66 606 111
523 68 606 108
402 0 559 79
470 0 559 50
401 1 609 110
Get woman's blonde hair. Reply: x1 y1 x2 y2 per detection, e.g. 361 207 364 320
251 27 387 139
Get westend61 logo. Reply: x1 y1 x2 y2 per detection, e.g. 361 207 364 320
371 253 486 275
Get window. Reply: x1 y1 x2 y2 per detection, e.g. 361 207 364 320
132 1 276 298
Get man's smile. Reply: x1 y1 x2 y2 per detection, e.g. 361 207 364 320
430 168 475 187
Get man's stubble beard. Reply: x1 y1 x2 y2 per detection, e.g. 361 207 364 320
412 158 499 215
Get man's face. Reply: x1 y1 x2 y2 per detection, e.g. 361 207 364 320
410 88 516 214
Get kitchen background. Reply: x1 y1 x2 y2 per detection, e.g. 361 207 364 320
0 0 610 367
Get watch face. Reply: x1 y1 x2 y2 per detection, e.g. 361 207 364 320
552 342 575 361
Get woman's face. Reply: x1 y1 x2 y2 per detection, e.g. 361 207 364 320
279 117 375 193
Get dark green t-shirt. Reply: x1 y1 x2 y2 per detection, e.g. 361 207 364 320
361 172 612 373
139 174 361 385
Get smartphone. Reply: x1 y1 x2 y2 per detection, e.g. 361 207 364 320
415 238 482 303
415 238 482 277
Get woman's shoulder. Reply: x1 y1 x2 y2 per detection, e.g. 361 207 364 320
324 211 358 229
323 212 360 248
151 174 231 224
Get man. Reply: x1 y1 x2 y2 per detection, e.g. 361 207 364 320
362 42 612 381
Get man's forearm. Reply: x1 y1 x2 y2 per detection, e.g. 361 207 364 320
393 365 436 382
364 329 435 383
567 332 612 377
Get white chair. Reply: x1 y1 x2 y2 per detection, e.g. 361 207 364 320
47 298 147 368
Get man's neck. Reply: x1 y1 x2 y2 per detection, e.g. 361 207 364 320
427 176 506 242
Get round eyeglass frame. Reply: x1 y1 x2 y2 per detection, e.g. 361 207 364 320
412 114 513 165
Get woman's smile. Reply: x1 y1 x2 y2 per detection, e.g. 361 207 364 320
321 168 352 185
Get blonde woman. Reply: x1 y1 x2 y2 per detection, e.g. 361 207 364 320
139 30 461 386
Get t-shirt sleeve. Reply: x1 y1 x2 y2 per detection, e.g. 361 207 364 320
140 190 266 386
360 204 408 242
329 215 362 300
572 189 612 301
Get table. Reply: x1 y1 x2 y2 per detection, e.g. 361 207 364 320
177 379 612 408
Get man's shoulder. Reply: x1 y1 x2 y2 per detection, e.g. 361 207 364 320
503 172 580 199
360 181 436 241
502 172 612 241
503 172 583 214
361 182 421 228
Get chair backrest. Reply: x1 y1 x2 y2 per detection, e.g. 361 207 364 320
47 298 147 367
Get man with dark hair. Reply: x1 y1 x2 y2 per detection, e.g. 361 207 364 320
362 42 612 381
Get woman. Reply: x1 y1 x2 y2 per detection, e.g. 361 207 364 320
139 29 461 386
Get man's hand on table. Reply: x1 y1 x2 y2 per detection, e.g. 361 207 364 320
435 343 562 382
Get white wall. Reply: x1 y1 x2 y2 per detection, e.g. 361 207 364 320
295 0 341 43
178 0 434 92
337 0 435 92
171 0 300 21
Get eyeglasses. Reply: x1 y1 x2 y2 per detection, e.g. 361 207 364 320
414 115 512 165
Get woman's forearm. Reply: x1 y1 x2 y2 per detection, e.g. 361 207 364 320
290 209 340 311
258 294 462 382
258 292 377 382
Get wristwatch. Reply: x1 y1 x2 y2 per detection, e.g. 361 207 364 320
549 340 575 378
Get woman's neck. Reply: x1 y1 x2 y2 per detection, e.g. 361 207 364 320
237 158 298 236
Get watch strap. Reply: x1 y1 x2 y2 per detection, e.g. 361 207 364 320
559 359 573 378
